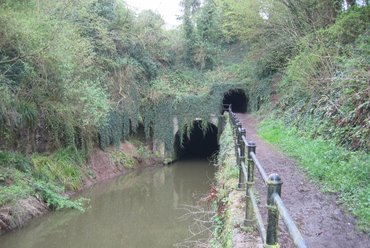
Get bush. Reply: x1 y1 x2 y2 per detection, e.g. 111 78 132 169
33 180 86 211
277 6 370 151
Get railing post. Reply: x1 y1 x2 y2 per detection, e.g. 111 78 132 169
231 114 236 136
266 173 283 246
233 114 237 127
244 141 256 226
230 115 236 144
234 120 241 159
228 111 232 126
247 142 256 182
233 115 238 134
238 128 246 189
218 115 226 141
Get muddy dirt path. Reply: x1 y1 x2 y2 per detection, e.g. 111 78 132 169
236 113 369 248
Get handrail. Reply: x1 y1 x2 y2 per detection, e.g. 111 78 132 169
226 104 308 248
250 152 268 184
249 188 267 243
242 135 248 146
274 194 307 248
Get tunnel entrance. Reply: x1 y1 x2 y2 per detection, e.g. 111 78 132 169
174 121 219 159
222 89 248 113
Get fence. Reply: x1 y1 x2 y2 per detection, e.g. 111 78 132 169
225 104 308 248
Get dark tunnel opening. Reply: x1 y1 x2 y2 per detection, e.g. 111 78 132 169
222 89 248 113
174 121 219 160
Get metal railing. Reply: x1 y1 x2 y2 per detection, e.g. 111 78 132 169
225 104 308 248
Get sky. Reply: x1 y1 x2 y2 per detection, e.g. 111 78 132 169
124 0 182 28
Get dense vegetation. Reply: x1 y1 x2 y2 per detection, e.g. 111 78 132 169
0 0 368 233
0 0 164 213
0 0 244 215
0 0 165 153
208 0 370 231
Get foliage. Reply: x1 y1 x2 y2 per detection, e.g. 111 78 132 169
144 70 248 153
278 6 370 151
0 150 85 211
0 151 33 205
0 0 251 219
1 0 368 236
180 0 200 66
0 151 33 172
33 180 86 211
179 0 222 70
0 0 110 152
214 0 265 42
0 0 368 154
98 111 131 149
213 1 369 152
0 167 33 206
0 0 171 154
0 0 250 157
134 142 155 160
211 116 238 247
110 150 135 169
258 118 370 232
32 147 84 191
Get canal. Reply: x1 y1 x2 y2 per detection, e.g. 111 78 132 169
0 159 215 248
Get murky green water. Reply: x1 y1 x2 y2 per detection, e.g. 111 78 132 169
0 160 215 248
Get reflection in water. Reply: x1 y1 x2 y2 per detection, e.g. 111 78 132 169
0 160 215 248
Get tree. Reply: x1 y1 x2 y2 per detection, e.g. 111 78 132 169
194 0 221 70
180 0 200 66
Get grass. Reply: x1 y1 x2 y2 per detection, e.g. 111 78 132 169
0 169 33 206
0 152 34 205
258 118 370 232
0 151 33 172
0 149 86 211
32 147 84 191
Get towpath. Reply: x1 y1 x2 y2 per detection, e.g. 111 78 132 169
236 113 369 248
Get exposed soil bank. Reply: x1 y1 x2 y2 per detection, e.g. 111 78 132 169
0 197 48 235
83 142 162 188
0 142 163 235
237 113 370 248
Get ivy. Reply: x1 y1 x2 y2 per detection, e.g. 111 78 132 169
142 74 248 153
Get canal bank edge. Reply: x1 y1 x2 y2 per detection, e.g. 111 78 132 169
0 141 163 235
213 115 263 247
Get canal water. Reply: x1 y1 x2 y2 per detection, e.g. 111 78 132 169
0 160 215 248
